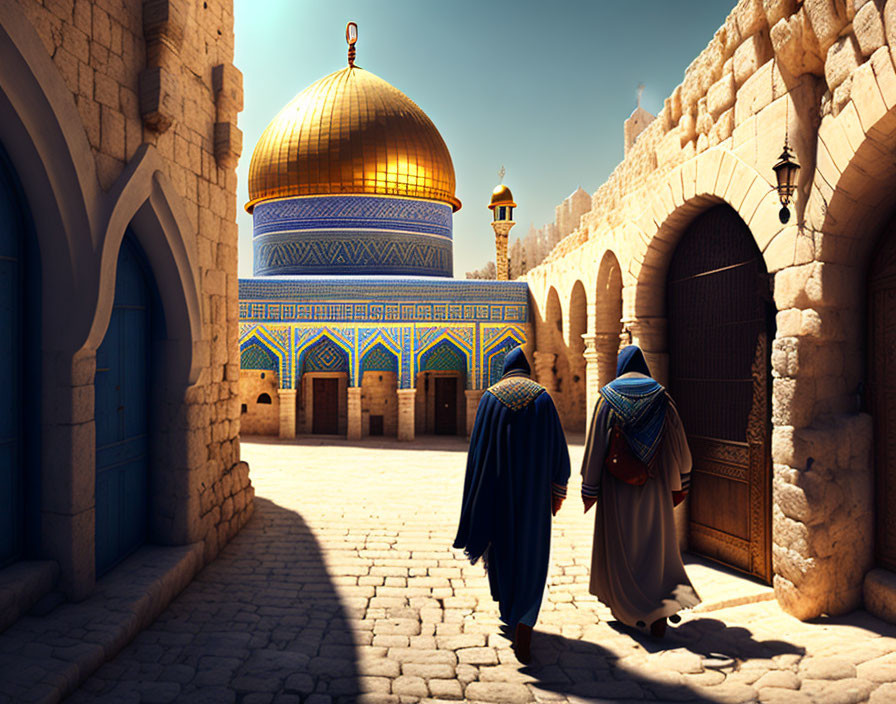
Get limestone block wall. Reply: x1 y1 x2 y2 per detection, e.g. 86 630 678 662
239 370 279 436
360 371 399 437
524 0 896 620
1 0 250 597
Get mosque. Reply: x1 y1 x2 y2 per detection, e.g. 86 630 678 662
237 27 530 441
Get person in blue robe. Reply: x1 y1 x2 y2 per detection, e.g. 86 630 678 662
581 345 700 637
454 346 570 663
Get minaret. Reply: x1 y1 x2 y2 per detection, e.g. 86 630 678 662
489 174 516 281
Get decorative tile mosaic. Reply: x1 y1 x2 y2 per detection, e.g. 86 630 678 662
239 277 528 324
420 339 466 373
239 343 278 371
303 337 350 373
253 230 452 277
361 343 399 373
253 196 453 239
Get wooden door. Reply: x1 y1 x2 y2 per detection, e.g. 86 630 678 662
435 377 457 435
871 220 896 570
369 415 384 436
95 236 150 576
667 205 772 582
313 378 339 434
0 149 22 568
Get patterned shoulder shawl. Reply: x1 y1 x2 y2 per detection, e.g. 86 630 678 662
487 376 546 412
600 376 668 465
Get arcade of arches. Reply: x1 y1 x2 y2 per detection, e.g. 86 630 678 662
525 0 896 623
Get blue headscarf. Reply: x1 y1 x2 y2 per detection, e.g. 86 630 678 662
600 345 668 465
501 346 531 378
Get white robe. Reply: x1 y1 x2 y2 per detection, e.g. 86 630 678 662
581 384 701 629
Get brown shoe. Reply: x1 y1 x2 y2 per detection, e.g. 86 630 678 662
650 617 667 638
513 623 532 664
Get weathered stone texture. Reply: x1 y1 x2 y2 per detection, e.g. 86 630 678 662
527 0 896 624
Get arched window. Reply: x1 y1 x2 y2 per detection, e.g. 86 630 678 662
256 393 272 405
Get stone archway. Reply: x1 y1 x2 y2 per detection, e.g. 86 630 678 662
360 343 399 437
595 251 623 389
666 204 773 583
416 339 467 436
566 281 587 432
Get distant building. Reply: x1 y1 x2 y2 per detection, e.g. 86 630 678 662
238 34 530 441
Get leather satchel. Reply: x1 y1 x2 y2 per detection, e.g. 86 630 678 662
604 424 650 486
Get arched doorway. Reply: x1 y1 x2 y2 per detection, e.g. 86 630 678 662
301 337 349 435
417 340 466 435
360 343 399 437
870 216 896 571
568 281 587 431
0 145 25 567
666 204 773 582
95 234 154 576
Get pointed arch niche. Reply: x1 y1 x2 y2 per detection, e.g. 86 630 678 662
595 251 624 389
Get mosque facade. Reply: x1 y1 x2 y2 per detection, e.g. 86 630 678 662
237 36 530 441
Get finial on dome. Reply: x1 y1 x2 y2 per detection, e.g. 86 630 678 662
346 22 358 67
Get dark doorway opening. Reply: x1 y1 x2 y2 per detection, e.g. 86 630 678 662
313 378 339 434
434 377 457 435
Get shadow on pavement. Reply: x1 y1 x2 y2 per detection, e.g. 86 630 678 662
65 498 360 704
805 609 896 638
524 618 806 702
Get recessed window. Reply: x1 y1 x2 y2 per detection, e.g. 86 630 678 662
257 393 272 405
241 404 247 414
260 372 266 379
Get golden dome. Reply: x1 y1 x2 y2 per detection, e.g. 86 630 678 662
489 184 516 209
247 66 461 213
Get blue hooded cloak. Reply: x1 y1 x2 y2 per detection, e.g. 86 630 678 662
454 347 570 627
599 345 668 466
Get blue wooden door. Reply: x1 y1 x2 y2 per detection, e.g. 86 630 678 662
95 235 150 575
0 151 22 568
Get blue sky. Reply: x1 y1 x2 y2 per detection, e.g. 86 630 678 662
234 0 735 278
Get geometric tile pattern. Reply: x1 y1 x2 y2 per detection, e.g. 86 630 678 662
240 343 278 371
239 277 529 324
253 196 452 239
485 335 524 387
253 230 452 277
361 343 398 373
252 195 453 276
420 339 466 373
302 337 349 373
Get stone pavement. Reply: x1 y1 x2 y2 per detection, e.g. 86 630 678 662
63 435 896 703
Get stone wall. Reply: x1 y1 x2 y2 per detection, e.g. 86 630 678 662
525 0 896 620
239 370 279 436
1 0 251 599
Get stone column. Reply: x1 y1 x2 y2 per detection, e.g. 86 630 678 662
277 388 296 439
623 317 668 386
533 351 556 393
347 387 362 440
397 389 416 442
582 334 600 430
464 390 484 435
595 332 620 389
492 220 514 280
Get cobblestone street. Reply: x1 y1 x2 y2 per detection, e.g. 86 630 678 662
64 436 896 704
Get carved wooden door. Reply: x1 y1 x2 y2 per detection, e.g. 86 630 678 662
313 378 339 434
434 377 457 435
871 219 896 570
667 205 772 583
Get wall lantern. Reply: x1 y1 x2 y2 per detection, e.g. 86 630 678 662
773 144 800 224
